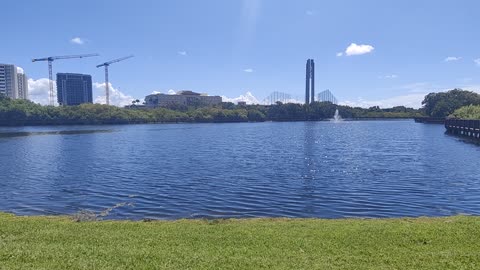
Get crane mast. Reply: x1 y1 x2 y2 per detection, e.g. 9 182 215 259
97 55 134 105
32 54 99 106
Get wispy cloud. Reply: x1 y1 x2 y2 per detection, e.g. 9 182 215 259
340 43 375 56
70 37 85 45
444 56 461 62
243 68 254 73
306 10 316 16
16 67 24 74
336 52 344 57
383 74 399 79
341 82 480 109
400 82 439 93
151 90 177 95
178 51 188 56
475 58 480 66
341 94 426 109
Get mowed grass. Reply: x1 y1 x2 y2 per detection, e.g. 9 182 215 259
0 213 479 269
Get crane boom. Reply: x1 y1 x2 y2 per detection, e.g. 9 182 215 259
32 53 99 62
96 55 134 105
31 53 99 106
96 55 134 68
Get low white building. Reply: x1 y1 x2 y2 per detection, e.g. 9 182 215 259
145 91 222 108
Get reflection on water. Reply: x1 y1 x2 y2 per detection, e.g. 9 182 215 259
0 129 114 138
0 121 479 220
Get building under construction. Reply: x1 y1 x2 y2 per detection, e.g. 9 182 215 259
57 73 93 106
264 91 292 105
317 89 338 104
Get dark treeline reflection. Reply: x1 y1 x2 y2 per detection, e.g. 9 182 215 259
0 130 114 138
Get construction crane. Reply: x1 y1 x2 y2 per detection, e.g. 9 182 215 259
96 55 134 105
32 54 99 106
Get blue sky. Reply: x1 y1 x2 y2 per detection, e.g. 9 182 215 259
2 0 479 107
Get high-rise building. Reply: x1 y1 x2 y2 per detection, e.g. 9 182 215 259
0 64 28 100
56 73 93 106
16 72 28 100
0 64 18 99
305 59 315 104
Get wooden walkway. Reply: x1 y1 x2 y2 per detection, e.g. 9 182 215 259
445 119 480 140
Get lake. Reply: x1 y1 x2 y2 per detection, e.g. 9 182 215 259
0 120 479 220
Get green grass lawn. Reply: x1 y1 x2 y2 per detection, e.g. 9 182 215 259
0 213 479 269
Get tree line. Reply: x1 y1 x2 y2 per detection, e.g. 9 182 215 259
3 87 479 126
422 89 480 118
0 94 427 126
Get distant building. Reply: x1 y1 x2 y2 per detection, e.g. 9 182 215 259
318 89 338 104
0 63 28 100
305 59 315 104
238 101 247 106
16 73 28 100
57 73 93 106
145 91 222 108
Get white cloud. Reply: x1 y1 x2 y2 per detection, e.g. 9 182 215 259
28 78 57 105
70 37 84 45
445 56 461 62
344 43 375 56
243 68 254 73
340 93 426 109
462 84 480 94
221 91 260 105
475 59 480 66
306 10 315 16
342 81 480 109
178 51 187 56
16 67 24 74
93 83 137 107
383 74 398 79
336 52 344 57
150 90 177 95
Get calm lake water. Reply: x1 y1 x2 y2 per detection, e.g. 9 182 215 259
0 120 479 220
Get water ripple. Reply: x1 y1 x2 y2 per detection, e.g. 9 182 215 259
0 121 479 219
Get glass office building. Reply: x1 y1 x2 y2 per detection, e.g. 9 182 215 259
57 73 93 106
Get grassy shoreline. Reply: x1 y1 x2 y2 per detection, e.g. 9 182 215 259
1 213 479 269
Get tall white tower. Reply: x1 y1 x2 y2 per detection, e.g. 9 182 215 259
0 64 28 100
16 69 29 100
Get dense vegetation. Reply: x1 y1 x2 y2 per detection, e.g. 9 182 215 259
422 89 480 118
0 94 423 126
450 105 480 119
1 213 479 269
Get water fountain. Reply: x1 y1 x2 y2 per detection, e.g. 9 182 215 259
332 109 343 122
